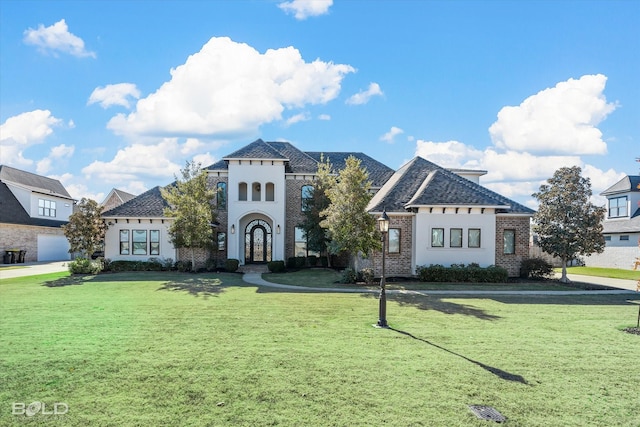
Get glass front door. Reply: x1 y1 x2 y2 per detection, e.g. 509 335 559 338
244 219 272 263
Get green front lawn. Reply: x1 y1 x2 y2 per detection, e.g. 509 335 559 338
1 272 638 426
560 266 640 281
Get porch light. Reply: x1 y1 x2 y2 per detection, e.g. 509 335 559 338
231 224 235 234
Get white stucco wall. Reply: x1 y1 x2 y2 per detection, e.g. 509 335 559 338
5 183 74 221
104 218 176 262
226 160 286 264
413 207 497 269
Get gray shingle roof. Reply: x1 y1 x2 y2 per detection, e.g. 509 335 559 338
368 156 535 215
305 151 394 188
600 175 640 196
223 139 288 161
0 164 72 199
603 208 640 233
103 186 169 217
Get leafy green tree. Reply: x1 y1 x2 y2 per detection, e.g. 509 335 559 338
300 155 335 266
532 166 606 283
321 156 380 268
161 161 217 271
62 198 107 258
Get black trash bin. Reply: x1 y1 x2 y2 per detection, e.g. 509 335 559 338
18 250 26 263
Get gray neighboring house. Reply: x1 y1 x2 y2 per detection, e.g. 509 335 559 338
0 165 75 262
101 139 535 276
584 175 640 269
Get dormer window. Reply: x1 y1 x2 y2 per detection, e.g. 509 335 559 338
608 196 627 218
38 199 56 217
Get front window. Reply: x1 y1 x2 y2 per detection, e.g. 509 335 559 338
503 229 515 254
468 228 481 248
388 228 400 253
301 185 313 212
431 228 444 247
608 196 627 218
450 228 462 248
217 232 226 251
119 230 130 255
150 230 160 255
38 199 57 217
132 230 147 255
294 226 319 257
217 182 227 209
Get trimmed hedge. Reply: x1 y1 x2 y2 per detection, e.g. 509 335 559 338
69 258 103 275
520 257 553 280
225 259 239 272
267 260 286 273
416 263 508 283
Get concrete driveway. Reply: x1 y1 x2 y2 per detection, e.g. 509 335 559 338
0 261 69 280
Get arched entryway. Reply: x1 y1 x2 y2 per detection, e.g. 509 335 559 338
244 219 272 263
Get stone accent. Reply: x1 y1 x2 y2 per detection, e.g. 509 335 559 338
495 216 531 277
370 215 414 277
0 223 65 263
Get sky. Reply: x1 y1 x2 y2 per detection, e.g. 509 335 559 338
1 0 638 209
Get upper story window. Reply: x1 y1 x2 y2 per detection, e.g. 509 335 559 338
301 185 313 211
608 196 627 218
239 182 247 201
252 182 261 201
217 182 227 209
265 182 275 202
38 199 56 217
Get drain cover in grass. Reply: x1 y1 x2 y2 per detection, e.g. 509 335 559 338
468 405 506 423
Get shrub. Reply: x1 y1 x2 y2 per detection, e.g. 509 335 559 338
267 260 286 273
416 264 508 283
341 268 357 284
295 256 306 268
320 256 329 267
205 258 218 272
520 257 553 280
307 255 318 267
225 259 239 272
146 258 163 271
287 257 297 269
69 257 102 275
175 260 193 272
360 268 374 285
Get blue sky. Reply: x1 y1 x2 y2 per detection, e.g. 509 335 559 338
1 0 638 208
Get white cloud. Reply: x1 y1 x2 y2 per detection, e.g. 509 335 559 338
380 126 404 144
285 112 310 126
318 114 331 121
88 83 141 108
193 153 216 168
36 144 75 174
278 0 332 19
0 110 62 166
107 37 354 138
346 82 383 105
489 74 616 155
23 19 95 58
415 140 483 169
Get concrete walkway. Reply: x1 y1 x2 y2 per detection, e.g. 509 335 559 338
242 273 637 296
0 261 69 280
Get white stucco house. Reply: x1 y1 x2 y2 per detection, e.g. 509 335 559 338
0 165 75 262
102 139 534 277
584 175 640 269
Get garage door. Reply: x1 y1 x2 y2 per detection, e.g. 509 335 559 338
37 235 71 261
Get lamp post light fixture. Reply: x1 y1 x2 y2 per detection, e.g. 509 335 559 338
376 209 390 328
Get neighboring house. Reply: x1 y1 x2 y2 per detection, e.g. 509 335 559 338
101 188 136 211
0 165 75 262
102 139 535 276
584 175 640 269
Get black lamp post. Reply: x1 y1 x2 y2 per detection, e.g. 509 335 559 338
376 209 390 328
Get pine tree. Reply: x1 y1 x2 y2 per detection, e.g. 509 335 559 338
161 161 217 271
532 166 606 283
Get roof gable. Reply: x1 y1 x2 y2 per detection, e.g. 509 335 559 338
601 175 640 196
222 139 288 161
0 164 72 199
0 182 67 227
103 186 169 217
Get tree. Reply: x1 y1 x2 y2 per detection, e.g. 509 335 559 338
532 166 606 283
161 161 217 271
62 198 107 259
321 156 380 269
300 155 335 266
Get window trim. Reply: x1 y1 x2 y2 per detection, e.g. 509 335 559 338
450 228 463 248
503 229 515 254
119 230 130 255
608 196 628 218
38 198 57 217
468 228 481 248
150 230 160 255
216 182 227 209
132 229 148 255
431 228 444 248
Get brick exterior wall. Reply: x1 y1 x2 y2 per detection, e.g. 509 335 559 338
495 216 531 277
285 178 313 260
207 175 229 266
370 215 413 277
0 223 65 263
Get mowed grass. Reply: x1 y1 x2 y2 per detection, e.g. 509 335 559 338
1 272 639 426
562 266 640 281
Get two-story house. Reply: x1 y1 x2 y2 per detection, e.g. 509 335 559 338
584 175 640 269
0 165 75 262
102 139 535 277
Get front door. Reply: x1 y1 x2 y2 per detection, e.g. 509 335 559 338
245 219 272 263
